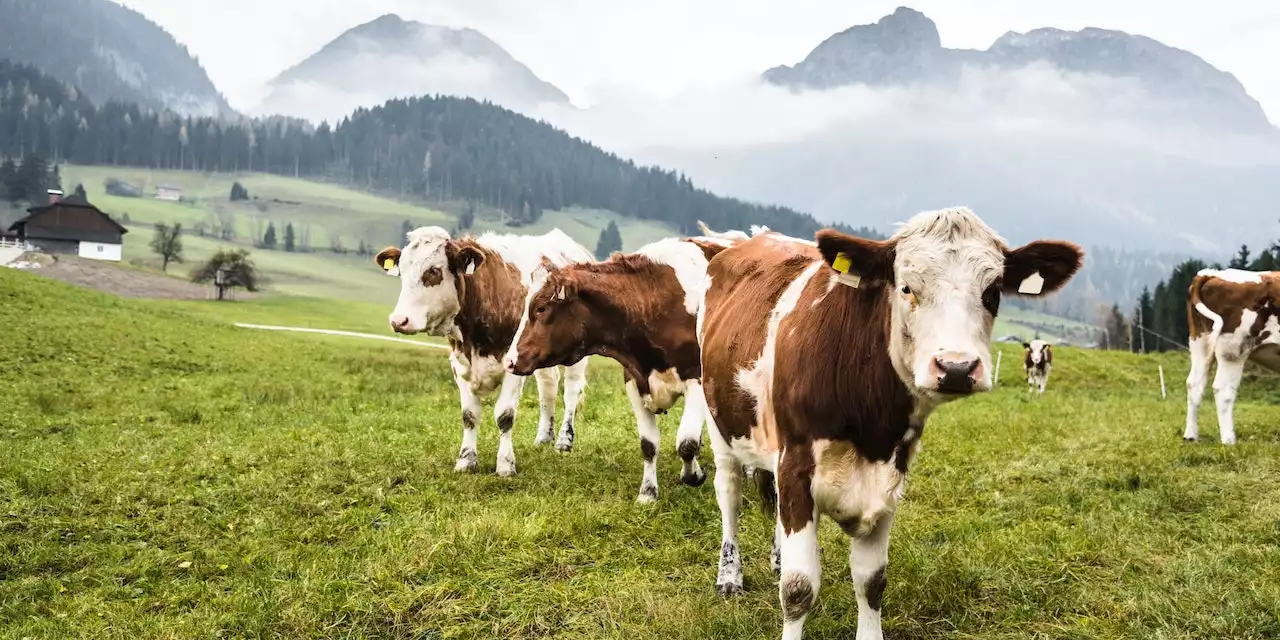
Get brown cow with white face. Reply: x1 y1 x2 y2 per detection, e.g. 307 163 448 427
375 226 595 478
502 226 786 502
1184 268 1280 445
1023 339 1052 393
697 206 1082 640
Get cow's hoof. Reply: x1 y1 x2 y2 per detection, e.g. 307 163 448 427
555 441 573 453
716 582 743 597
533 434 554 447
681 469 708 488
1182 437 1197 443
496 459 517 477
454 452 478 473
636 488 658 504
1221 438 1237 446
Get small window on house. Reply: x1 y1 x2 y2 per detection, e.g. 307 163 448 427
97 245 103 253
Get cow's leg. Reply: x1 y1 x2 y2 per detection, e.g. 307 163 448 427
707 425 744 595
676 379 707 487
848 511 894 640
451 369 482 474
1038 371 1048 394
493 372 527 477
772 518 784 575
1026 370 1034 392
556 358 589 452
777 446 820 640
1185 335 1214 441
532 366 560 447
1211 353 1245 445
625 379 661 503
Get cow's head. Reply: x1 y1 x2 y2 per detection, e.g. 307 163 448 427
816 206 1082 401
1024 340 1050 366
374 226 485 336
504 259 592 375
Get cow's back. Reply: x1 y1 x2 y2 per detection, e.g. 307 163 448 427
701 235 821 441
1190 270 1280 338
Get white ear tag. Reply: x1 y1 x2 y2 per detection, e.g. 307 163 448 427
464 260 476 275
1018 271 1045 295
555 286 566 301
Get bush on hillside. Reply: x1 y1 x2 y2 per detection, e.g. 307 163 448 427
103 177 141 198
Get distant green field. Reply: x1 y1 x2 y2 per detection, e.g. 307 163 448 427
4 266 1280 639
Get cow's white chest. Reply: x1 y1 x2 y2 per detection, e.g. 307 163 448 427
811 440 908 536
642 368 686 413
451 350 507 395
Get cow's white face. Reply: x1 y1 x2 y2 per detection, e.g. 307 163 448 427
1026 340 1048 365
816 207 1083 402
374 226 483 336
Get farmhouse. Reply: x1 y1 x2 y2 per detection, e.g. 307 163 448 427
6 190 129 261
154 184 183 201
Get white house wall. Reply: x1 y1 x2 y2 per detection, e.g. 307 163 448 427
78 242 123 262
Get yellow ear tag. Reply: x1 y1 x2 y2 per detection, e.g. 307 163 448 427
831 252 861 288
383 258 395 270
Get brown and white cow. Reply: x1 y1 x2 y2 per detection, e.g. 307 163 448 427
1184 268 1280 445
697 207 1082 640
375 227 594 477
502 226 784 502
1023 339 1053 393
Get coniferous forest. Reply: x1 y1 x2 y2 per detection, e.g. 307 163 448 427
0 60 877 240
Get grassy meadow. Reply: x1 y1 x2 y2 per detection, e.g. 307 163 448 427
2 266 1279 639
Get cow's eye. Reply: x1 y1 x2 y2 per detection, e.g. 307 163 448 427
982 284 1001 316
535 305 547 315
900 285 912 295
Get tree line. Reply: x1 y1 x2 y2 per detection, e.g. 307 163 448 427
0 59 879 241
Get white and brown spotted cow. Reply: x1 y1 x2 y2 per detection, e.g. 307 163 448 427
375 227 594 477
502 225 782 502
1023 339 1052 393
1184 268 1280 445
697 207 1082 640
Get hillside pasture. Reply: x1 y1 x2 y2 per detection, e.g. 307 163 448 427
3 268 1280 639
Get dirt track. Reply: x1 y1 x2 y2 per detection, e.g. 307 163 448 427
19 255 255 301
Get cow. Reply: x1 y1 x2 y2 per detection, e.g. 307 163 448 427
374 226 595 477
697 206 1082 640
1023 339 1052 393
1184 268 1280 445
502 225 783 502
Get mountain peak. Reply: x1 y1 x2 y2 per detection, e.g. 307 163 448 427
257 16 569 123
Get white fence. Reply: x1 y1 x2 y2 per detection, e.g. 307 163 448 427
0 237 35 251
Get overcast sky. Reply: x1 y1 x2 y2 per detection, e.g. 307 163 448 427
113 0 1280 124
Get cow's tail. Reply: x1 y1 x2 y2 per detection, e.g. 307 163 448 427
1187 275 1223 339
754 468 778 517
696 220 715 236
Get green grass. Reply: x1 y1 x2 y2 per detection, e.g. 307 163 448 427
6 235 1280 638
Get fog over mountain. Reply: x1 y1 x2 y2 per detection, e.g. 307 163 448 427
531 7 1279 254
254 13 570 123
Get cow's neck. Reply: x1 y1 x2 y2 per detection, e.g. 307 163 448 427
451 248 522 359
580 268 698 393
804 280 921 467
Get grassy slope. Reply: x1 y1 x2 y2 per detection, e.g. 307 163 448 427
2 268 1279 639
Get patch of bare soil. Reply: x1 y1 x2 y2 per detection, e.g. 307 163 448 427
28 255 258 301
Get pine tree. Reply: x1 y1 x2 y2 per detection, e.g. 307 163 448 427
0 158 17 203
1133 286 1155 353
49 164 61 193
1229 245 1250 269
73 183 87 199
263 222 278 249
1251 248 1277 271
594 221 623 260
284 223 296 252
400 219 412 241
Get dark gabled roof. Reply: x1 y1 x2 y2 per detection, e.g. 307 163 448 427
11 195 129 235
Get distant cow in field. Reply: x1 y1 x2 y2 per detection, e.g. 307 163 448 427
1184 268 1280 445
697 207 1082 640
375 227 594 476
503 225 780 502
1023 340 1052 393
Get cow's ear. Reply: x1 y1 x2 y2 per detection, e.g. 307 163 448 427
815 229 895 288
446 242 485 275
375 247 401 277
686 238 729 262
1004 241 1083 297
